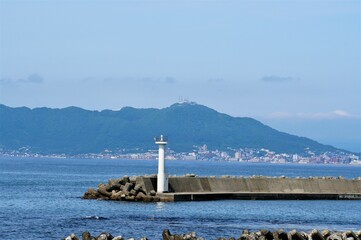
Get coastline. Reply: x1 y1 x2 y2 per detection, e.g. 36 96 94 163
1 154 361 165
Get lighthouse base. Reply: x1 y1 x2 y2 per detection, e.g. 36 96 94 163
157 173 169 193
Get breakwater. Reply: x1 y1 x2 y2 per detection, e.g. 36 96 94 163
83 175 361 201
63 229 361 240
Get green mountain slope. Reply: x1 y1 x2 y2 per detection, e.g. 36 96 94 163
0 102 339 154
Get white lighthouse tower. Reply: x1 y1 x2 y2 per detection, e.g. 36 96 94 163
155 135 168 193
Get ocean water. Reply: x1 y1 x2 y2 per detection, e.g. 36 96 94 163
0 157 360 239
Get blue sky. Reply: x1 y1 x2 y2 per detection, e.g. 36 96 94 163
0 0 360 152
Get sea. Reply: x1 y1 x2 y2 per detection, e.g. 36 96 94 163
0 157 360 240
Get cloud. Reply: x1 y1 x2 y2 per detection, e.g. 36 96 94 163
332 110 353 117
0 73 44 85
298 110 357 119
260 75 297 83
268 110 360 119
25 73 44 83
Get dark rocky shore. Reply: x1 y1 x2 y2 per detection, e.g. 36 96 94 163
63 229 361 240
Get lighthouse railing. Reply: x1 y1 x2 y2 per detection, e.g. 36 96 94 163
155 136 168 142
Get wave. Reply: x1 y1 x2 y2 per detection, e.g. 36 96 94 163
82 216 108 220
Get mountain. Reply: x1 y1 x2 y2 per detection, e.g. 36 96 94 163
0 102 340 154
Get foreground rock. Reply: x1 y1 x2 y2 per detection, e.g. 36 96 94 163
63 231 148 240
63 229 361 240
83 176 159 202
162 229 204 240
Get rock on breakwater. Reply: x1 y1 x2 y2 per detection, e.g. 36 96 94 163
83 175 160 202
63 229 361 240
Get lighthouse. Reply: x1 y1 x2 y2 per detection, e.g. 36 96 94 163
155 135 168 193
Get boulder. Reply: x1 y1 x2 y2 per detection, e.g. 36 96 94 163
162 229 172 240
310 229 324 240
322 230 331 239
106 183 122 192
242 230 250 235
162 229 197 240
82 231 95 240
184 231 197 239
97 184 112 197
134 184 143 191
95 234 107 240
129 189 138 196
248 232 258 240
96 232 113 240
112 236 124 240
345 231 357 240
122 176 130 184
260 229 274 240
273 229 288 240
125 195 135 201
238 232 257 240
135 192 146 201
63 233 79 240
83 188 100 199
327 233 343 240
290 230 306 240
108 178 120 185
124 182 134 192
110 190 124 200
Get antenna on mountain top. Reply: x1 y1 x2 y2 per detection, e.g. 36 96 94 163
179 96 189 104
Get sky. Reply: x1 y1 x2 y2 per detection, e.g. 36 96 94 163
0 0 360 152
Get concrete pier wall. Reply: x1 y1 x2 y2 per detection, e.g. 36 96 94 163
136 176 361 201
138 176 361 194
